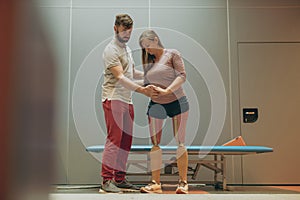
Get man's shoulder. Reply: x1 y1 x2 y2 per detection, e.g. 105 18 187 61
104 40 118 51
103 41 120 56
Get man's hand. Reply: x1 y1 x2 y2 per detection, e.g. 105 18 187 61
144 85 160 97
136 85 158 97
150 86 172 99
136 85 172 99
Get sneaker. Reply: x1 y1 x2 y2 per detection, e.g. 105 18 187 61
176 180 189 194
101 180 121 193
115 179 140 190
140 180 162 194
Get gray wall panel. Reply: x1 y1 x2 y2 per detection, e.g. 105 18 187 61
38 6 71 184
36 0 300 185
239 43 300 184
230 0 300 184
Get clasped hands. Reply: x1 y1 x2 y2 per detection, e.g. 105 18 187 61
143 85 171 99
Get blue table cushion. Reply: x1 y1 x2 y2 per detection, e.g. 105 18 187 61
86 145 273 154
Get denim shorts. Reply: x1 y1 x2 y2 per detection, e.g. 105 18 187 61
147 96 189 119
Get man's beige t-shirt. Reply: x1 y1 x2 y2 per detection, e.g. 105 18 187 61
102 38 134 104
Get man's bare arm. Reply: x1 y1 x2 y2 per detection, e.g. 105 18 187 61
109 65 153 96
133 66 144 80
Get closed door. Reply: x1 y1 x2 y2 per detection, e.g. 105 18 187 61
238 43 300 184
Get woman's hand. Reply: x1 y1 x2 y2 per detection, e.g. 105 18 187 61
141 85 159 97
151 86 172 99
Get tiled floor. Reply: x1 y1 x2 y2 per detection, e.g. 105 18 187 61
49 185 300 200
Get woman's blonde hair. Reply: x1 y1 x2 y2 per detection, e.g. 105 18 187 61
139 30 164 71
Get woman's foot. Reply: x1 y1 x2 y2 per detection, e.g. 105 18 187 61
140 180 163 194
175 180 189 194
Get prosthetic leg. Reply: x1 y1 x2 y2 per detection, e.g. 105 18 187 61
150 118 162 183
173 115 188 182
150 145 162 183
173 115 189 194
176 144 188 182
140 118 163 193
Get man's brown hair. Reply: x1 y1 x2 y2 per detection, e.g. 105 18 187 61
115 14 133 29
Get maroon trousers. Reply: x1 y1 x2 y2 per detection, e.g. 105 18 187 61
101 100 134 182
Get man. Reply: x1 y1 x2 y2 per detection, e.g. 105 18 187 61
101 14 154 193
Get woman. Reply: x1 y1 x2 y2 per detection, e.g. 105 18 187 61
139 30 190 194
